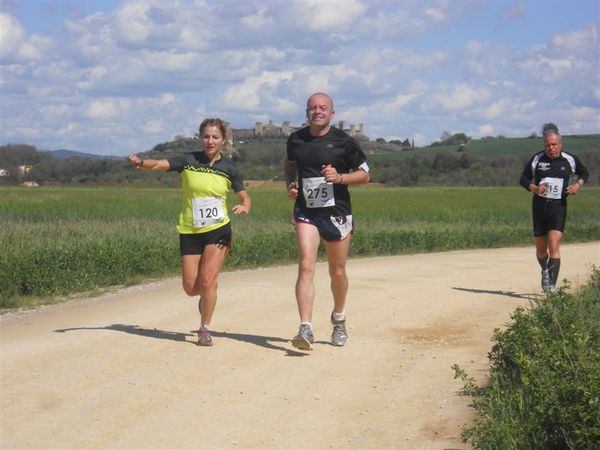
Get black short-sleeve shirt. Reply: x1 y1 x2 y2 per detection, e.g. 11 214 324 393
287 126 368 216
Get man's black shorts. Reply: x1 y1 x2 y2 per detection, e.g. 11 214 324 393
179 223 232 255
532 197 567 236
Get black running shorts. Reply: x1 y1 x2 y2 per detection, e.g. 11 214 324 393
532 197 567 236
293 207 353 242
179 223 232 255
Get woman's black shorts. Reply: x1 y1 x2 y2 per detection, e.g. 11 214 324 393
179 223 232 255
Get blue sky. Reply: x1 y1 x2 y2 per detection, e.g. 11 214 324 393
1 0 599 156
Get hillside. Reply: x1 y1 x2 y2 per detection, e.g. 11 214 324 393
368 134 600 162
1 134 598 187
44 149 122 160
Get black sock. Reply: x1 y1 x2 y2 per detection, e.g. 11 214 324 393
537 255 549 271
548 258 561 285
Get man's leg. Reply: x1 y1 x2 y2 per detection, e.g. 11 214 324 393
547 230 563 288
294 223 321 322
534 236 551 290
291 223 320 350
534 236 548 261
325 236 351 346
324 236 351 315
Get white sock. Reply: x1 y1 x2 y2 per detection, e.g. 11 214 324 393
300 321 312 329
333 311 345 321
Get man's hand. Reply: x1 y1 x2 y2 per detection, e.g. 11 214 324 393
287 181 298 200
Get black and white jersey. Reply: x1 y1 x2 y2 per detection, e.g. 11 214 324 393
520 150 589 204
287 126 369 216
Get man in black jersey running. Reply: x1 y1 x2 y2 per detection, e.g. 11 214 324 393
284 92 370 350
519 125 589 293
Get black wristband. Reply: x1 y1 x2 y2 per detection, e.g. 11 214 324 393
140 160 144 168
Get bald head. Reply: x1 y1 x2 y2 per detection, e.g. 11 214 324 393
306 92 334 110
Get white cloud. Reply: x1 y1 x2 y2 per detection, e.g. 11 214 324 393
290 0 367 31
179 26 210 51
113 2 153 46
425 7 445 23
503 1 526 20
57 123 77 136
479 124 494 137
141 50 197 72
241 7 274 30
0 13 47 63
519 56 574 83
143 120 163 134
84 99 131 120
432 84 490 111
0 13 25 61
551 24 598 53
160 93 176 106
222 71 295 112
1 1 598 154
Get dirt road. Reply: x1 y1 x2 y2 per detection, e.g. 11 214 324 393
1 242 598 450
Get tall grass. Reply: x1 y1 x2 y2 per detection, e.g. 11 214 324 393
2 186 599 308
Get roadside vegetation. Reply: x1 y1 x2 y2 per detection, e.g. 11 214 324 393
453 268 600 449
2 186 599 310
1 134 598 187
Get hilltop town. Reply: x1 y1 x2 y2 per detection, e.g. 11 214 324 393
231 120 367 141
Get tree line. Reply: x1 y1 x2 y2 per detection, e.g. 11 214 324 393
1 138 597 187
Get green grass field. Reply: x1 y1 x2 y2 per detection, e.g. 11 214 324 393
2 185 599 309
368 134 600 162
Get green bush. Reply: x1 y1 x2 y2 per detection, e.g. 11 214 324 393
453 269 600 449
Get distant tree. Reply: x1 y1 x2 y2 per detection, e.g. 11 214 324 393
440 132 470 145
375 138 387 144
0 144 40 166
528 132 538 139
440 130 452 143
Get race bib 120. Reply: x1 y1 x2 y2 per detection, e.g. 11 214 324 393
191 197 225 227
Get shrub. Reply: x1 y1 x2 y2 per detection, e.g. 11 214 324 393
453 269 600 449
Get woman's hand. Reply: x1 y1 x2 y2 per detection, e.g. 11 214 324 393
232 204 249 216
128 154 143 169
233 191 251 215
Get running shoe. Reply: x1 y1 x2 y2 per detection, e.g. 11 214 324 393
541 270 551 291
197 326 213 347
291 324 314 350
330 312 348 347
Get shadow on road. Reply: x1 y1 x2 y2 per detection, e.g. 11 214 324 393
209 330 308 357
452 287 536 300
54 324 308 356
55 323 193 342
